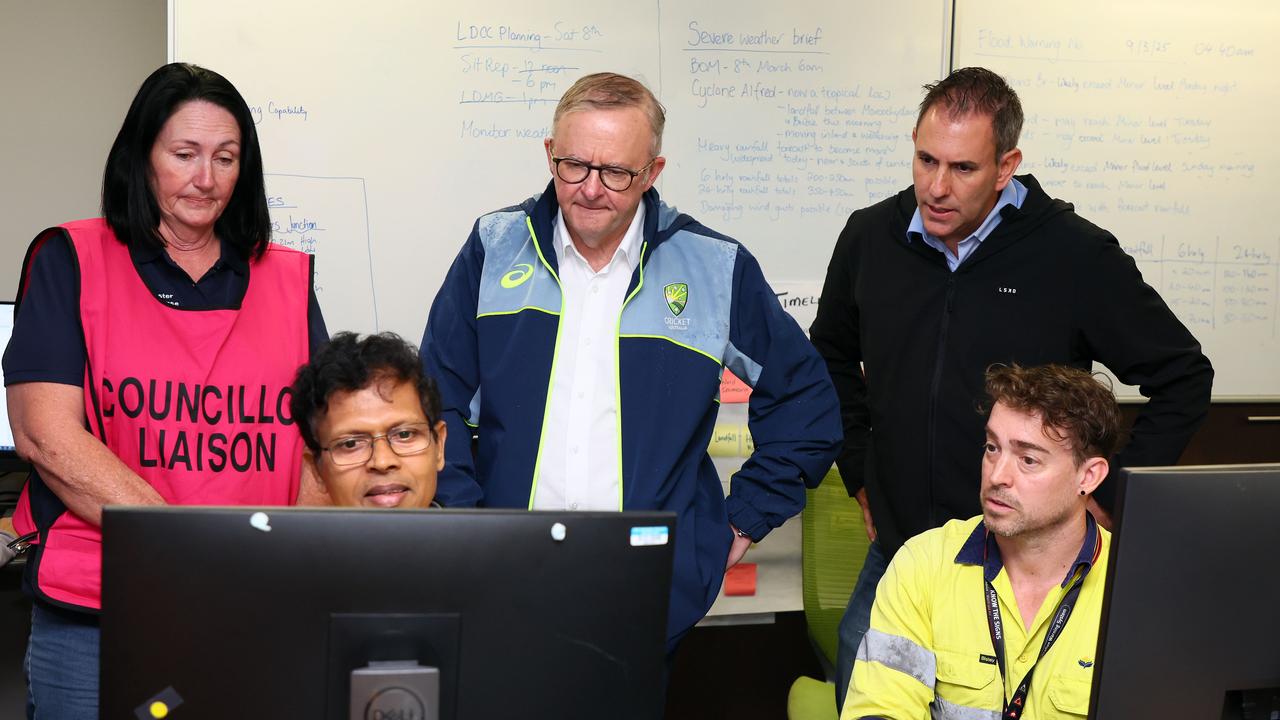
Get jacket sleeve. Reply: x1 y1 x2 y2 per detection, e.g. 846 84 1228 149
842 540 937 720
1078 234 1214 510
809 215 873 498
723 246 843 540
419 223 487 508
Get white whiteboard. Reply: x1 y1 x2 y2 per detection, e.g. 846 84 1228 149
953 0 1280 399
171 0 1276 398
170 0 950 340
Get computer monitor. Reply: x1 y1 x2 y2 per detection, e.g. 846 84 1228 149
0 302 17 457
100 507 675 720
1090 464 1280 719
0 300 28 477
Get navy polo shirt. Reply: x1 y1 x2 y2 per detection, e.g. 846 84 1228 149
955 511 1102 587
3 229 329 388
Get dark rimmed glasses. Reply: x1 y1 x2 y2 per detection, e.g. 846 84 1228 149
550 155 658 192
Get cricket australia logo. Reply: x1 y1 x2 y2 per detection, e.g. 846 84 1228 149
664 282 688 316
662 282 691 331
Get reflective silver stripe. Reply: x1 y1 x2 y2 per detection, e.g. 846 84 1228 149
857 628 937 688
931 696 1000 720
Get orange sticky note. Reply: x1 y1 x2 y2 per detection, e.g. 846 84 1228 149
724 563 758 596
720 369 752 403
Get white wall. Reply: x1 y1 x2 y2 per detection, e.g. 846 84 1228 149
0 0 166 298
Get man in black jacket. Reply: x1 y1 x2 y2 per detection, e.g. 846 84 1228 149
809 66 1213 710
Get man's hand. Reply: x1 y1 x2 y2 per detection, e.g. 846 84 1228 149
1086 496 1114 531
726 527 753 570
855 488 877 542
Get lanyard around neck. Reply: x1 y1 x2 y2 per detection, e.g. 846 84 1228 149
983 573 1085 719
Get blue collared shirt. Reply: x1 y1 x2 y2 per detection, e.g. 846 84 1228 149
955 511 1102 588
908 177 1028 271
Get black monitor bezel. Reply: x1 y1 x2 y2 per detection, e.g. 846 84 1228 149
100 506 675 719
1090 464 1280 718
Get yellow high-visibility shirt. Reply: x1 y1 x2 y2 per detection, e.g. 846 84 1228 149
842 514 1109 720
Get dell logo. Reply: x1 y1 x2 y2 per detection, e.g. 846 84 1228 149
998 287 1018 294
371 710 421 720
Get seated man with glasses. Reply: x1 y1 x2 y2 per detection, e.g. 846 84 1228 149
291 332 445 509
420 72 841 650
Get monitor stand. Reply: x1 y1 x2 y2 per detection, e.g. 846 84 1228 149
351 661 439 720
328 612 460 720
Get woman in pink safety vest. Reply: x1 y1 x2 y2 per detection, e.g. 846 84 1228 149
3 63 320 720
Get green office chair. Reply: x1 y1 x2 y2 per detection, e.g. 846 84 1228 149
787 468 870 720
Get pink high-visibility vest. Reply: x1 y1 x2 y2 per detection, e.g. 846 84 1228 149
13 218 311 610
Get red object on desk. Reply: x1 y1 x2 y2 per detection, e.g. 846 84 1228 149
724 563 758 596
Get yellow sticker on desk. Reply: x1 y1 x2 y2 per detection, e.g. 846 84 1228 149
134 686 183 719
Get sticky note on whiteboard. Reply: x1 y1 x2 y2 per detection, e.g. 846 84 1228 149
720 369 752 403
708 425 744 457
708 424 752 457
630 526 670 547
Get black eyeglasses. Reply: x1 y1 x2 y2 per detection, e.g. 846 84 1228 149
319 422 435 466
550 155 658 192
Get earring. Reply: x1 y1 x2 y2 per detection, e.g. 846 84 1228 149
1079 490 1086 496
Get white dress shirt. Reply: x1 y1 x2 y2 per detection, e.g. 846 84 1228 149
531 204 645 511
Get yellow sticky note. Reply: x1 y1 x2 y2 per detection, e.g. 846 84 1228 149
708 425 743 457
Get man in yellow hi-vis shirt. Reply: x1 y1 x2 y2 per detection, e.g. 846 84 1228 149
843 364 1123 720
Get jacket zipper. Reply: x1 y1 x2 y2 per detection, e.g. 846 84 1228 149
524 217 565 509
613 241 649 510
926 274 958 528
